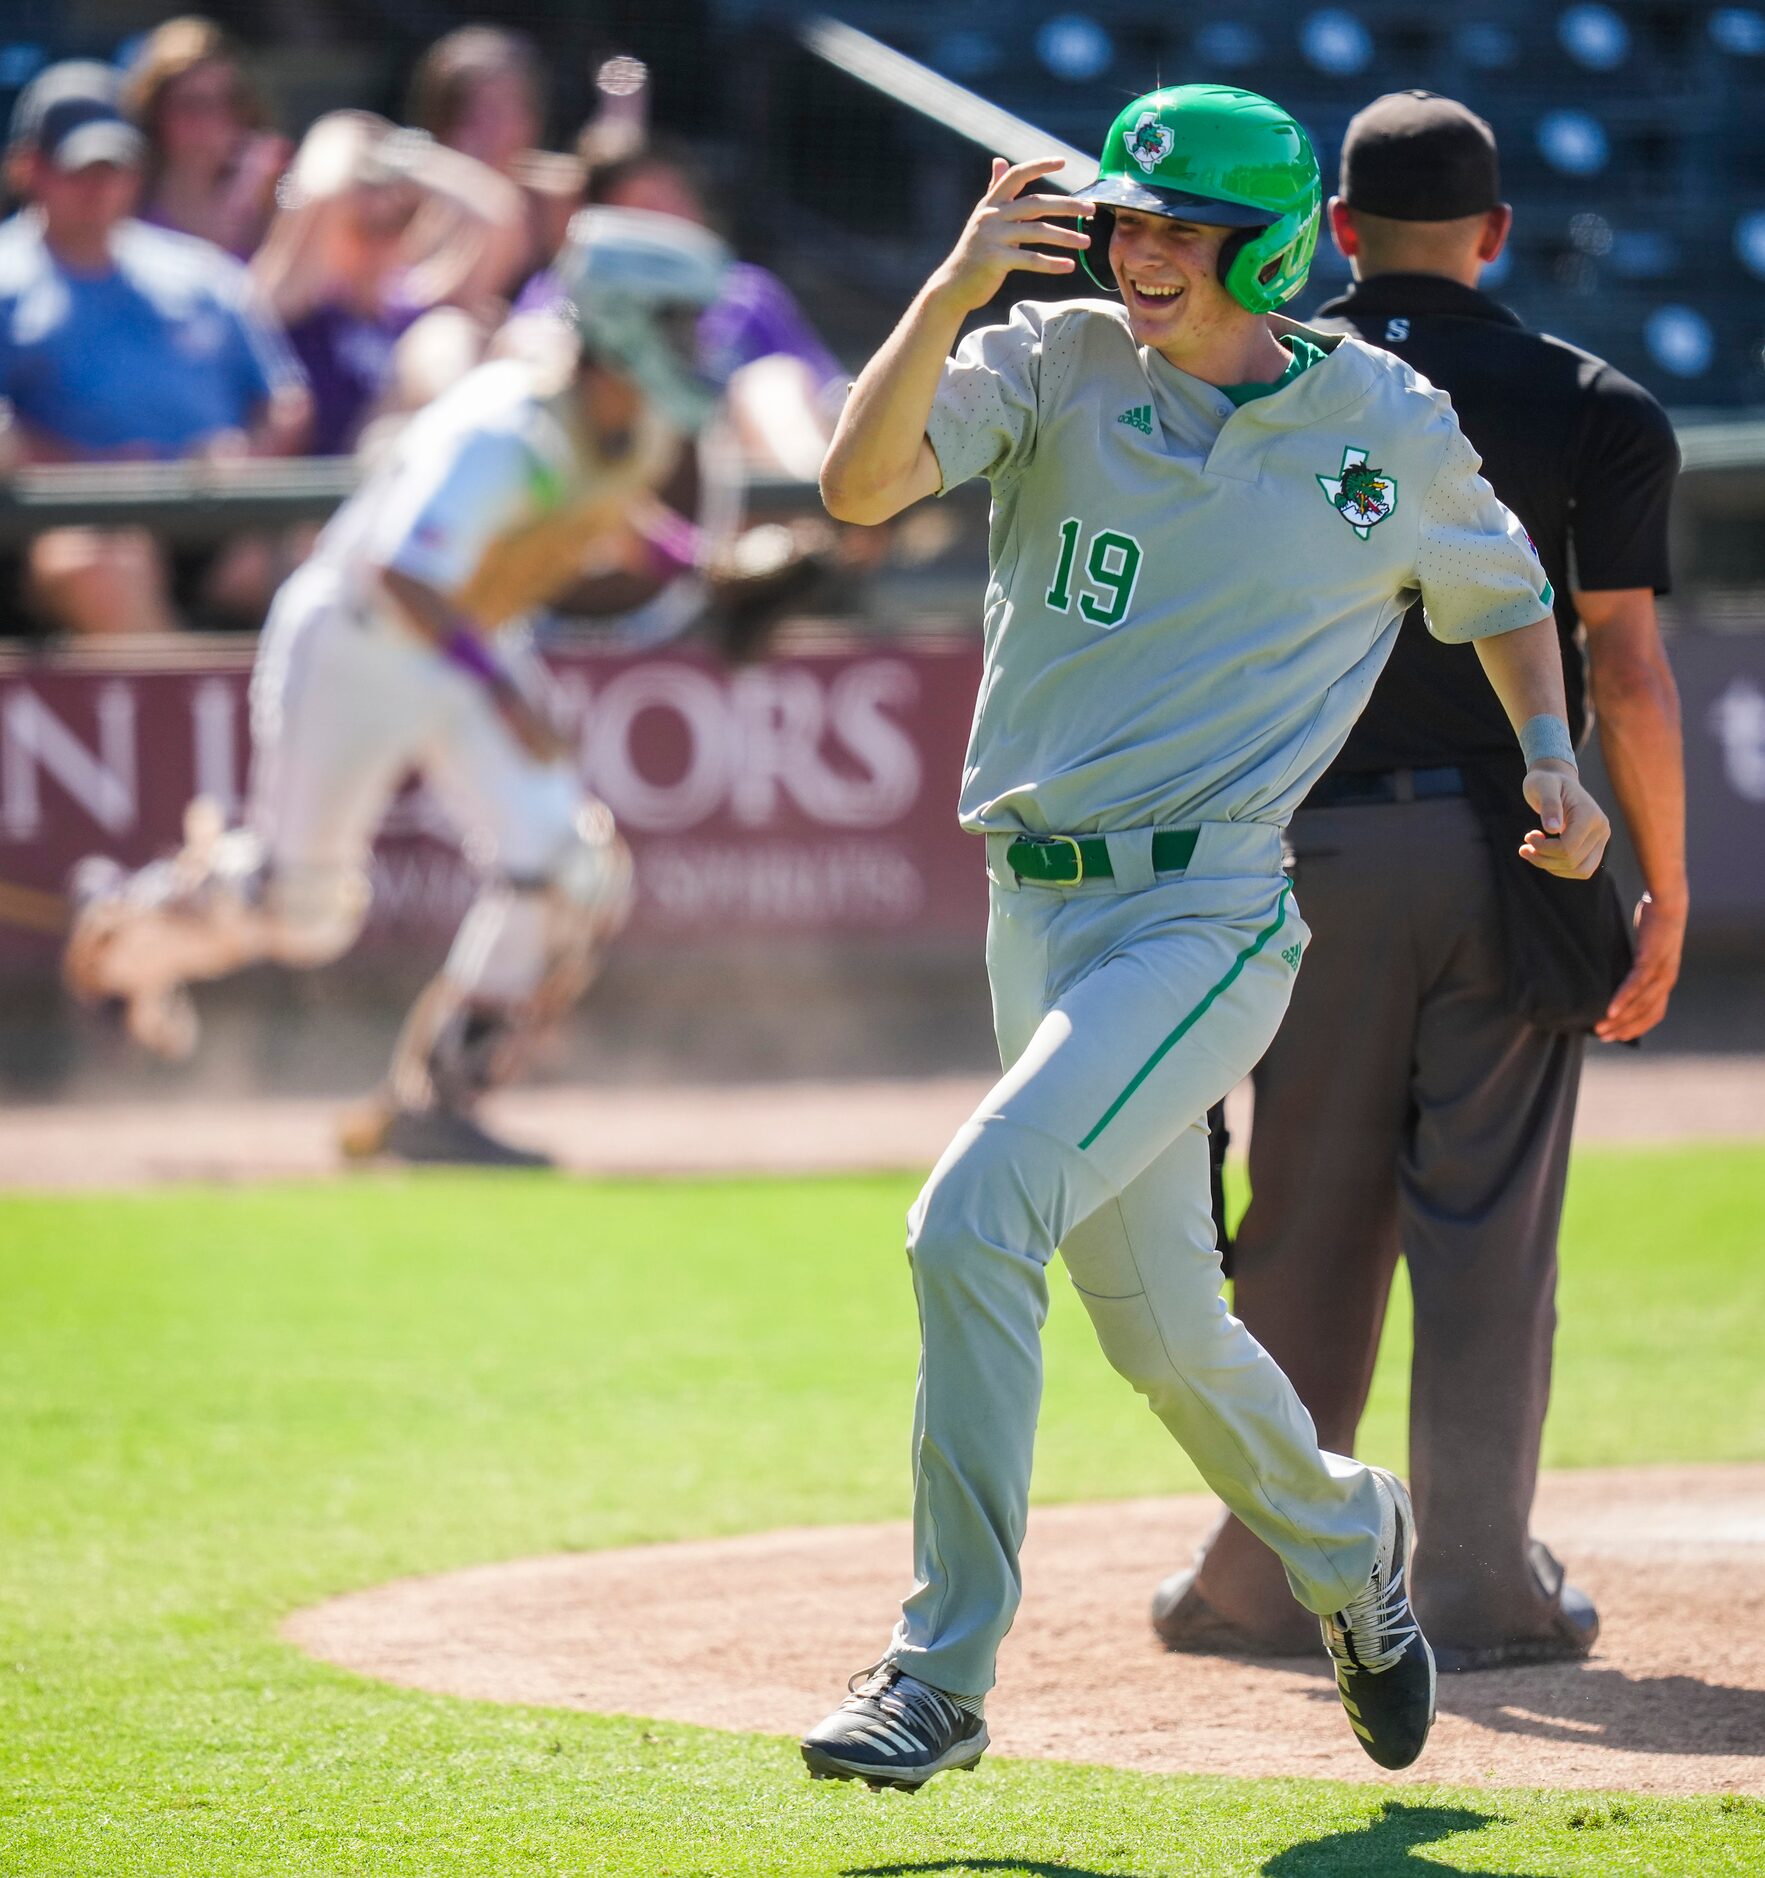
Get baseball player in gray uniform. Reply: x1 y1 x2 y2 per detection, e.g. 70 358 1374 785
800 85 1612 1791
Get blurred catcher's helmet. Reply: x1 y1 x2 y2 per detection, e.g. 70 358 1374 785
555 206 731 434
1082 84 1321 314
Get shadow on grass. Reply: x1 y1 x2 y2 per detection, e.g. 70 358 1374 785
843 1807 1544 1878
1260 1802 1548 1875
845 1861 1127 1877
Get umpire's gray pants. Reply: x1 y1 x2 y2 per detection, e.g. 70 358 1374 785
888 823 1384 1700
1190 796 1583 1655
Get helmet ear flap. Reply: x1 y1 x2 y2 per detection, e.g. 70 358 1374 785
1216 226 1254 287
1079 207 1119 293
1217 226 1255 298
1220 219 1309 314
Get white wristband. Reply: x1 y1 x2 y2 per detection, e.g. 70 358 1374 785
1519 714 1577 769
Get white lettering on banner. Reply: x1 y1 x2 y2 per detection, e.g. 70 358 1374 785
588 665 732 832
1710 677 1765 803
0 682 138 840
190 678 242 818
730 666 825 826
640 840 927 926
729 661 922 828
816 662 922 825
576 660 925 834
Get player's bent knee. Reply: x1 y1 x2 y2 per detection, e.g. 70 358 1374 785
1074 1280 1236 1405
907 1117 1076 1284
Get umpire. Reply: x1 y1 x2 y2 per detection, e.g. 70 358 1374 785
1152 92 1685 1669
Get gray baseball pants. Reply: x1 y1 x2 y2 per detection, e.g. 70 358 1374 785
887 822 1385 1700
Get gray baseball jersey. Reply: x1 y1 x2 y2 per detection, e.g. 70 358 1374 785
925 300 1553 838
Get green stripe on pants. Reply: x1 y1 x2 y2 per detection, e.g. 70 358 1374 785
1078 882 1292 1150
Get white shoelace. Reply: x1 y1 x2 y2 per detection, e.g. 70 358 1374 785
1323 1551 1421 1675
841 1663 969 1753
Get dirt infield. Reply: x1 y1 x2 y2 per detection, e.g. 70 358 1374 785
286 1464 1765 1798
5 1052 1763 1190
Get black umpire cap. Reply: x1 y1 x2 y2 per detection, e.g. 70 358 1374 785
1339 90 1501 221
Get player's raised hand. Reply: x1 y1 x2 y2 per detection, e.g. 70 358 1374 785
1520 763 1611 880
930 158 1095 313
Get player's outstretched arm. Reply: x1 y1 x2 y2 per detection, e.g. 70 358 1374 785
820 157 1093 526
1472 615 1612 880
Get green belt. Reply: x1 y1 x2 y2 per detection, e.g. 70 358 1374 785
1004 828 1200 886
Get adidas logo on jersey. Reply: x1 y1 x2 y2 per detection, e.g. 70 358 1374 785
1117 405 1154 435
1282 943 1303 969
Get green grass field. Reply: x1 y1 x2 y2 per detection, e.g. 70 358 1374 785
2 1144 1763 1876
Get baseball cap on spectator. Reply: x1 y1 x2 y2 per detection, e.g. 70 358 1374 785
8 60 147 171
1339 90 1501 221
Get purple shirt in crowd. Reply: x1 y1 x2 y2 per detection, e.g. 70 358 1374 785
285 298 421 456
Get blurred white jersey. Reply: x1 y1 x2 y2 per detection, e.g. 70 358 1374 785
312 358 680 631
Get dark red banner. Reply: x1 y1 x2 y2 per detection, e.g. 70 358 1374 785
8 628 1763 963
0 637 989 961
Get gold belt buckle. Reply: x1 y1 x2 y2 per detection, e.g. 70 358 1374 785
1037 833 1085 885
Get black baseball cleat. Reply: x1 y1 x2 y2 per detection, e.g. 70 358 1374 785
801 1661 989 1792
1321 1467 1437 1770
339 1100 553 1169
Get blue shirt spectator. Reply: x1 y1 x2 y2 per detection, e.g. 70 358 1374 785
1 60 309 638
0 210 299 458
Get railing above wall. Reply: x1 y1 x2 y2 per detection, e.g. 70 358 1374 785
0 460 825 548
2 417 1762 591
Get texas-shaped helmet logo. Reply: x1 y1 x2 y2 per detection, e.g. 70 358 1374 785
1317 446 1398 540
1127 111 1175 174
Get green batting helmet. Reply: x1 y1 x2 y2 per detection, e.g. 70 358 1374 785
1082 84 1321 315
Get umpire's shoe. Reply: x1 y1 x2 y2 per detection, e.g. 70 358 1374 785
1321 1468 1437 1770
801 1661 988 1791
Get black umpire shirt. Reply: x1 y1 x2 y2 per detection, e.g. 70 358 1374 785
1308 272 1680 776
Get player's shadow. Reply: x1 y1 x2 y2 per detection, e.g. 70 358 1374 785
844 1811 1540 1878
1437 1662 1765 1760
1261 1802 1549 1875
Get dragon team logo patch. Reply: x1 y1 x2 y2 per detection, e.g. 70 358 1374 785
1317 446 1398 540
1126 111 1175 174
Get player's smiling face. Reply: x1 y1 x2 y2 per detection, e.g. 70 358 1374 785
1109 209 1244 365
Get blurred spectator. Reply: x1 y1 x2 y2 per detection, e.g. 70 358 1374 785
252 112 523 455
121 17 288 259
407 25 580 302
0 61 309 635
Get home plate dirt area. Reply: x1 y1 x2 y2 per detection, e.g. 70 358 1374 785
286 1463 1765 1798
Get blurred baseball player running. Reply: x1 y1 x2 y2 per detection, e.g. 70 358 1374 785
800 84 1611 1789
63 206 728 1165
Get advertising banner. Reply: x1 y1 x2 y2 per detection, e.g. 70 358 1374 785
4 628 1763 965
0 638 989 964
1678 631 1765 935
